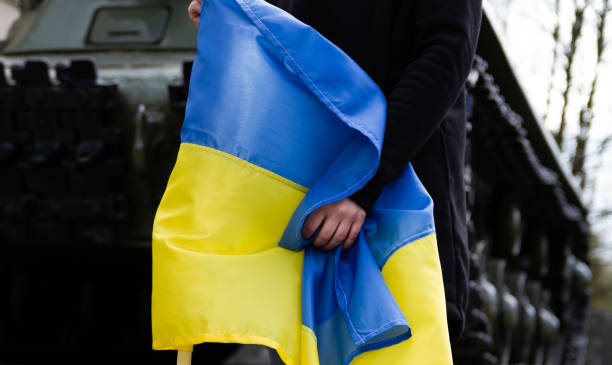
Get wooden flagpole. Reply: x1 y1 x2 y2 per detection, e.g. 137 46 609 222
177 351 192 365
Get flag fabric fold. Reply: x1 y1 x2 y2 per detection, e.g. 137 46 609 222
152 0 452 364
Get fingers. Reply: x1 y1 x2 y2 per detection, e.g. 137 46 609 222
188 0 202 27
302 198 367 251
322 220 351 251
343 222 362 251
302 209 325 240
312 216 340 248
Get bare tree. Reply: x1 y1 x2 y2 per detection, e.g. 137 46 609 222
544 0 562 123
554 0 593 149
571 0 610 189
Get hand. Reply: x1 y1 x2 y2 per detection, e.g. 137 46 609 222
188 0 202 27
301 198 366 251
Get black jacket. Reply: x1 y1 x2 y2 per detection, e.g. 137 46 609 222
268 0 482 342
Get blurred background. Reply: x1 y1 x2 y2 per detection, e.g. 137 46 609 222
0 0 611 364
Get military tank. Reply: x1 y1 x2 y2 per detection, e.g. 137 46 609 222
0 1 592 364
451 14 592 365
0 0 206 362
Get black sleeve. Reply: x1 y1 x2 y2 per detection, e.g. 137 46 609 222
350 0 482 212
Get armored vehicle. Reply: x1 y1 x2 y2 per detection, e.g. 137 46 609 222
0 0 205 362
0 1 592 364
453 13 592 365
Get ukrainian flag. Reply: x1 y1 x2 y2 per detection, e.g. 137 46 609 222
152 0 452 364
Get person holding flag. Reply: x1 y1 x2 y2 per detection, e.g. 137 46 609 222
152 0 482 364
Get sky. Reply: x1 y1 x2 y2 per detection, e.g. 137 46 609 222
1 0 611 258
486 0 612 260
